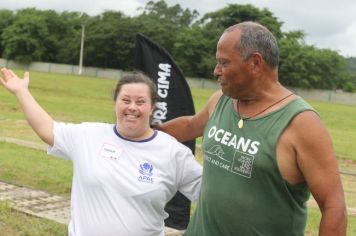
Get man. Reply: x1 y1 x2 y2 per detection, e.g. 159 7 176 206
160 22 347 235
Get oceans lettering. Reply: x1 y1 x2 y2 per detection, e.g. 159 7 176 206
207 126 260 155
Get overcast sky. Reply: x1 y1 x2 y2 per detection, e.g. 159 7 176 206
2 0 356 58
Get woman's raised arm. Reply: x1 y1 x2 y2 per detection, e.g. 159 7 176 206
0 68 54 145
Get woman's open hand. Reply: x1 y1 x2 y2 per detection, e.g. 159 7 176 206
0 68 29 95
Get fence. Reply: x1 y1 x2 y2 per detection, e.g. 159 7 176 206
1 58 356 106
0 58 124 80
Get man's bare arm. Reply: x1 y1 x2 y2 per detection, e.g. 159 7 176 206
292 111 347 235
159 90 222 142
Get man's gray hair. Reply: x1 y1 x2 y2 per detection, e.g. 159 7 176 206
225 21 279 68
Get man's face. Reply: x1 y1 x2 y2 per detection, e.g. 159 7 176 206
214 30 251 99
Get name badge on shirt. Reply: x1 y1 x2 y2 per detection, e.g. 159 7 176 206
100 143 122 160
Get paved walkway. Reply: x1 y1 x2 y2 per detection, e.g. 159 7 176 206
0 137 47 151
0 181 70 224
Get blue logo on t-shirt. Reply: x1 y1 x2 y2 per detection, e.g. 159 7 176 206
139 162 153 176
138 162 154 183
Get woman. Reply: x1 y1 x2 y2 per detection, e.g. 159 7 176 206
0 68 202 236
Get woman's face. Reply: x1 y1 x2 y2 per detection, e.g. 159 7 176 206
115 83 154 139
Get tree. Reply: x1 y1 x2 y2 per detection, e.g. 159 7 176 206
184 3 285 78
0 5 352 91
2 8 49 63
0 10 14 57
1 8 79 64
279 31 353 91
346 57 356 91
139 0 199 27
43 10 85 64
173 25 221 78
173 4 283 78
200 4 284 39
55 12 88 65
84 11 139 69
134 0 199 54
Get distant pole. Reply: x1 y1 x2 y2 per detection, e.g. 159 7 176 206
78 23 85 75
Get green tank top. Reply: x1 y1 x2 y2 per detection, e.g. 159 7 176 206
185 95 315 236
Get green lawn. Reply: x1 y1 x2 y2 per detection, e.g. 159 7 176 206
1 70 355 235
310 101 356 159
0 202 67 235
1 70 356 160
305 208 356 235
0 142 72 196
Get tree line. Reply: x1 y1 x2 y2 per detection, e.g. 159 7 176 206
0 0 354 91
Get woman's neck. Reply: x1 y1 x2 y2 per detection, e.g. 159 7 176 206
116 126 154 141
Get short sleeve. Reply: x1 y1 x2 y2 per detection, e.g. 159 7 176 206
175 146 202 202
47 121 81 160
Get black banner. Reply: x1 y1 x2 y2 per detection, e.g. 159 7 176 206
135 33 196 230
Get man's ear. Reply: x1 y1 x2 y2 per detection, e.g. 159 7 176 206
249 52 263 73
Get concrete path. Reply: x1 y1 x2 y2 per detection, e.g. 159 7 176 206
0 181 70 224
0 137 47 151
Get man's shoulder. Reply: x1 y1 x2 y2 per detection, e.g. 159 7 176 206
207 90 225 116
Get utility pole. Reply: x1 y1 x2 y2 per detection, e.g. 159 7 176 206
78 21 85 75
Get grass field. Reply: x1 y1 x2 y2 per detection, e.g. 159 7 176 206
0 70 355 235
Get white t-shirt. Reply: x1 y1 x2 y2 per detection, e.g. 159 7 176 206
48 122 202 236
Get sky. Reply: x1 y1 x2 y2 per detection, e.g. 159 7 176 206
2 0 356 58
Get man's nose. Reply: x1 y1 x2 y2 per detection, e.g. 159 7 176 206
213 64 222 77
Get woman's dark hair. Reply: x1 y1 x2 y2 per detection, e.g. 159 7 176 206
113 71 157 105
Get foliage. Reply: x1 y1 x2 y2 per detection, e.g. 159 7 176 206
84 11 138 69
134 0 199 59
0 9 14 57
173 26 220 78
346 57 356 90
2 8 47 63
139 0 199 27
0 1 354 90
55 12 88 65
200 4 283 39
1 9 84 65
347 57 356 72
279 31 353 91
